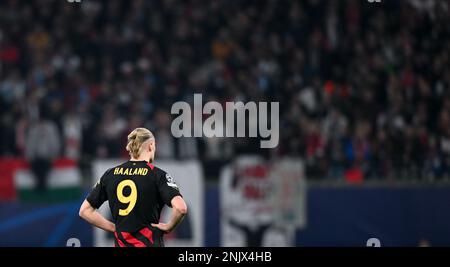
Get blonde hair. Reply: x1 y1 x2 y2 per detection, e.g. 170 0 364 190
126 128 154 159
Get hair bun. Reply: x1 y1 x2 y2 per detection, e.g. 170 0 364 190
126 128 154 159
128 132 138 141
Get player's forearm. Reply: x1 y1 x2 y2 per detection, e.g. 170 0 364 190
81 210 116 233
166 207 186 231
166 196 188 231
79 200 115 233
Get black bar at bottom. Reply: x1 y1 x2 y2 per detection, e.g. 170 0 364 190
0 247 443 265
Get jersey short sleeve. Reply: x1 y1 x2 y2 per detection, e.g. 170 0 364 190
86 169 110 209
156 169 182 207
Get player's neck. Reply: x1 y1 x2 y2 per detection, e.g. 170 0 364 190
130 156 149 162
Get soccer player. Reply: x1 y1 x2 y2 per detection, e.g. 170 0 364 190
79 128 187 247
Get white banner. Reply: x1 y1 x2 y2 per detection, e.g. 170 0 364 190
14 160 82 189
92 159 204 247
220 156 306 247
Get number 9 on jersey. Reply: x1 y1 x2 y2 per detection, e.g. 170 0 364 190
117 180 137 216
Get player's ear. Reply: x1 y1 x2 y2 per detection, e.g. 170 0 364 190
149 139 154 151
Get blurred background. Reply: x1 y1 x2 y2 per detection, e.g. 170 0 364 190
0 0 449 247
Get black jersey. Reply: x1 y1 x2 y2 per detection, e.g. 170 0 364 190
86 160 182 247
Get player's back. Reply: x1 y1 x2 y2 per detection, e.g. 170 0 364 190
87 160 182 247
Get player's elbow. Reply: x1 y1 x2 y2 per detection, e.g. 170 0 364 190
79 200 93 219
177 205 188 215
172 197 188 215
79 207 86 218
79 205 89 218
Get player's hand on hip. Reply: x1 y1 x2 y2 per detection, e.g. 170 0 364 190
151 223 172 234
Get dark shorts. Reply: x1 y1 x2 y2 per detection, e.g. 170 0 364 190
114 226 164 247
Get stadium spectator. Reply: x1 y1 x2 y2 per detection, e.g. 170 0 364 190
0 0 449 181
25 113 61 191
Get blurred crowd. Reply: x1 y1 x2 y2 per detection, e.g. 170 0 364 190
0 0 449 181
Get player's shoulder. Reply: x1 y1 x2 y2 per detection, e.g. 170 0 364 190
149 164 176 182
151 164 179 190
149 164 167 177
101 166 116 179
